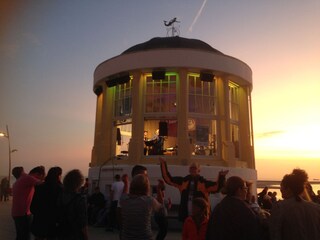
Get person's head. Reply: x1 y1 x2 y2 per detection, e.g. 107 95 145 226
29 166 46 180
12 166 24 179
122 174 128 181
131 165 147 178
280 174 295 199
45 166 62 184
281 168 308 201
63 169 84 193
114 174 121 181
291 168 308 182
189 162 200 177
129 174 150 196
224 176 248 200
94 186 100 193
192 197 209 218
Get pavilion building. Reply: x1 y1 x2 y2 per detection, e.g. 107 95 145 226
89 36 256 200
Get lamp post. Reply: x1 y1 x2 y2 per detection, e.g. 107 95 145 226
0 125 17 187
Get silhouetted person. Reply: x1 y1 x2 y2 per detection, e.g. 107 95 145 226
269 168 320 240
206 176 260 240
31 167 63 240
257 186 268 207
87 187 105 225
131 165 148 177
12 166 45 240
56 169 88 240
12 166 24 180
0 177 9 201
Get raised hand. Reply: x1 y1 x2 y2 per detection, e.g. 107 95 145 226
219 170 229 176
159 157 166 164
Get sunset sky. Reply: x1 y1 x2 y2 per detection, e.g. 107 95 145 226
1 1 319 181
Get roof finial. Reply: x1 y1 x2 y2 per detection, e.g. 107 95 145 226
164 17 180 37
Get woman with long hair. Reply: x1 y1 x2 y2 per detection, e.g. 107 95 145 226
120 174 163 240
31 166 63 240
56 169 88 240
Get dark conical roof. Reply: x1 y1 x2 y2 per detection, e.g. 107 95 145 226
122 37 224 55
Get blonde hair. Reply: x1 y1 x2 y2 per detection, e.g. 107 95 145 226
130 174 150 196
190 162 200 169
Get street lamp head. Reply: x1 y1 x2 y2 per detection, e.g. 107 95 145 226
0 132 8 138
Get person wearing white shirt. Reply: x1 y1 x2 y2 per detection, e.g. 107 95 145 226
107 174 124 231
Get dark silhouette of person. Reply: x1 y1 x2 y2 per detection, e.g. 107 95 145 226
30 167 63 240
206 176 260 240
131 165 148 177
0 177 9 201
87 187 105 225
12 166 24 180
56 169 88 240
269 168 320 240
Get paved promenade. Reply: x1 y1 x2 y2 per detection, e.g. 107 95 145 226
0 199 181 240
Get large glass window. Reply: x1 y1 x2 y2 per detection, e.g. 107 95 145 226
143 120 177 156
114 78 132 156
188 73 217 157
231 124 239 158
188 74 216 114
188 118 217 156
229 81 239 121
229 81 240 158
145 74 177 113
114 78 132 117
115 121 132 156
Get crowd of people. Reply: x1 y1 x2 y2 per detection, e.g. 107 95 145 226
7 159 320 240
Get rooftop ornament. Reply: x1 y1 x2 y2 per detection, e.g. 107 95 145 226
164 17 180 37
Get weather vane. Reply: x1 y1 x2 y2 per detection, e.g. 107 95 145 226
164 17 180 37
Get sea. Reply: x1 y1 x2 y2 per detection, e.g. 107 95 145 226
257 182 320 200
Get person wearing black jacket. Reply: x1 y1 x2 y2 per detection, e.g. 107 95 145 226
31 167 63 240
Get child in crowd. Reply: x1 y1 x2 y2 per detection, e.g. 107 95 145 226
182 197 208 240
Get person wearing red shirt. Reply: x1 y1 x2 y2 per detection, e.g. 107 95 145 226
12 166 45 240
182 197 209 240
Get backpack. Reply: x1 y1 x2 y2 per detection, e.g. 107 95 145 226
56 194 80 238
